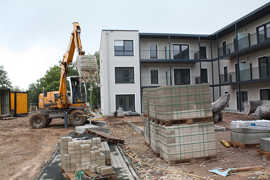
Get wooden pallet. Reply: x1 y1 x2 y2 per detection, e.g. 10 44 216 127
257 149 270 160
229 141 259 149
161 155 217 165
149 116 213 126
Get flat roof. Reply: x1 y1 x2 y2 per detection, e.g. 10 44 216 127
102 29 138 32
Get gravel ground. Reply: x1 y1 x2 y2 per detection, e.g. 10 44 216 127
107 113 270 180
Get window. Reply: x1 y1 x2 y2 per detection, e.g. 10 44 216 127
237 91 248 111
200 47 207 59
174 69 190 85
150 69 158 84
115 67 134 83
260 89 270 100
116 94 135 112
257 23 270 44
150 44 157 59
173 44 189 59
224 66 228 82
237 33 250 50
201 68 208 83
114 40 133 56
222 41 226 56
259 57 270 79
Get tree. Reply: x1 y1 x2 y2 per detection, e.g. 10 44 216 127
0 65 12 88
27 63 78 105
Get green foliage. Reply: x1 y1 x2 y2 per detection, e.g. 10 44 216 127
27 64 78 104
0 65 12 88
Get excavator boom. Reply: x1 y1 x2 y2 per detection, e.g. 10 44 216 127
58 22 85 108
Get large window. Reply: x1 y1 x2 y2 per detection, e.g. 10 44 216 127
173 44 189 59
259 56 270 79
200 46 207 59
150 69 158 84
257 23 270 43
174 69 190 85
201 68 208 83
260 89 270 100
150 44 157 59
116 94 135 112
114 40 133 56
115 67 134 83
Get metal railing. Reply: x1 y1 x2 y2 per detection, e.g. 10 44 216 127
140 49 202 61
218 28 270 58
219 67 267 84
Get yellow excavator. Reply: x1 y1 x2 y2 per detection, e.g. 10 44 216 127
30 22 88 128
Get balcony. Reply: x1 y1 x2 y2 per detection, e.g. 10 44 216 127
218 28 270 59
140 49 201 63
219 67 270 85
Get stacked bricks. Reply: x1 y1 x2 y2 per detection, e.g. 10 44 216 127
60 137 112 173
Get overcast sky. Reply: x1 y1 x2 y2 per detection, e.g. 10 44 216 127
1 0 269 90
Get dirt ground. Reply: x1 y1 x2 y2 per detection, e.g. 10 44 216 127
0 116 72 180
108 113 270 180
0 113 270 180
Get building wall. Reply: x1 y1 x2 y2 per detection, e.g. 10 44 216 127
100 30 141 116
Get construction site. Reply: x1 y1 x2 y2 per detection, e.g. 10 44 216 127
2 1 270 180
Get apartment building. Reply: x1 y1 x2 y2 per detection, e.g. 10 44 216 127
100 2 270 116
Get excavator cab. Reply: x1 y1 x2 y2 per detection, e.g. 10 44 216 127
67 76 87 104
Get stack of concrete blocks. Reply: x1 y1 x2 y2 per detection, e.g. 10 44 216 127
100 141 111 165
146 84 212 121
150 120 160 154
159 122 216 161
143 84 216 162
60 137 112 173
144 117 150 144
60 137 72 171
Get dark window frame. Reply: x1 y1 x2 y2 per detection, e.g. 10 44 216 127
150 69 159 84
200 68 208 83
116 94 135 112
224 66 228 82
256 22 270 44
200 46 207 59
258 56 270 79
174 68 190 85
260 89 270 100
150 44 158 59
172 44 189 60
115 67 134 84
114 40 134 56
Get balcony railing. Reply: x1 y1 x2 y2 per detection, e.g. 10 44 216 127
218 67 270 84
140 49 202 62
218 27 270 58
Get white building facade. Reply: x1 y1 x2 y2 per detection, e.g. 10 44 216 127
100 3 270 116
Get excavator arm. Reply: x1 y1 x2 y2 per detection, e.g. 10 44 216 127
58 22 85 108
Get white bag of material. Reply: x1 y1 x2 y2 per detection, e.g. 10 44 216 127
230 120 270 130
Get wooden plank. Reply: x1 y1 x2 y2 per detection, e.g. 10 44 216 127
87 129 124 144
